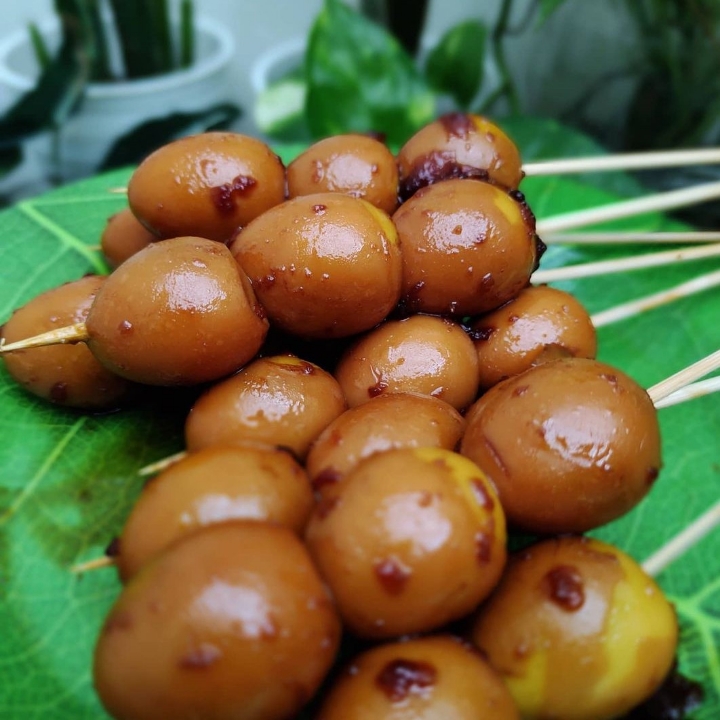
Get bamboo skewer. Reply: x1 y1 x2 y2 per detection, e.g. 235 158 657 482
68 350 720 576
642 499 720 577
138 450 187 477
590 268 720 328
83 148 720 591
653 377 720 410
536 180 720 235
533 242 720 284
71 555 114 574
524 147 720 176
647 348 720 404
110 148 720 197
543 231 720 245
0 323 88 353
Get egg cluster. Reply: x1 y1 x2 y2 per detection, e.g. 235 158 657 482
0 115 679 720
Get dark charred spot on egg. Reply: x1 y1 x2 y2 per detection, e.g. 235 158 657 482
469 325 495 342
105 537 121 558
544 565 585 611
646 466 660 485
374 557 412 595
533 235 548 267
368 379 389 398
179 643 223 670
398 152 490 201
475 531 493 564
375 658 438 702
312 467 343 492
210 174 258 214
439 112 475 139
471 480 495 510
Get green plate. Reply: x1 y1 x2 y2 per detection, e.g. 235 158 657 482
0 160 719 718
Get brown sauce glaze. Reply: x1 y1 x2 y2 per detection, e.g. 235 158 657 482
399 152 490 201
471 480 495 510
211 174 257 213
375 658 438 701
475 532 493 564
374 557 412 595
179 643 222 670
544 565 585 611
439 112 474 139
312 467 342 492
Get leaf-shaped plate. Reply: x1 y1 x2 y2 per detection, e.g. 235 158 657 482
0 157 719 718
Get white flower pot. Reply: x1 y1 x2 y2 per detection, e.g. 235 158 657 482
0 16 235 185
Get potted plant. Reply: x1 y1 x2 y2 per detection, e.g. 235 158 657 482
0 0 240 194
252 0 490 146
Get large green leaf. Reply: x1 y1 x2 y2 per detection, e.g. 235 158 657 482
0 133 719 718
100 103 242 170
424 20 487 109
305 0 436 145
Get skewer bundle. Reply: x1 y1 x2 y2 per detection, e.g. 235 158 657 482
0 115 718 719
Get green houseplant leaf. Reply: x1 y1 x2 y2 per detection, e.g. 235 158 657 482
100 103 242 170
305 0 435 145
0 0 95 150
0 120 719 717
424 20 487 109
538 0 570 24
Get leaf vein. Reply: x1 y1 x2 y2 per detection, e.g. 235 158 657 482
0 417 88 525
17 203 106 274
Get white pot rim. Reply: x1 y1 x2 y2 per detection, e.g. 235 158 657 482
0 16 234 98
249 36 305 95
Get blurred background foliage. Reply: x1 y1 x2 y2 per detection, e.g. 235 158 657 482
2 0 720 223
254 0 720 225
0 0 239 186
258 0 720 153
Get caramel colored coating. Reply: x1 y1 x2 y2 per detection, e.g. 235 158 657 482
335 315 480 410
305 447 506 638
128 132 285 242
185 354 347 459
392 179 538 316
101 207 156 268
471 536 677 720
1 276 130 408
461 358 662 533
94 522 341 720
317 635 519 720
231 193 402 338
397 113 523 199
287 134 399 214
86 237 268 386
116 445 314 582
306 393 465 492
471 285 597 391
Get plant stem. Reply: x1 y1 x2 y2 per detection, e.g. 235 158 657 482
149 0 173 74
360 0 428 57
486 0 520 115
86 0 112 80
27 23 51 70
180 0 194 68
